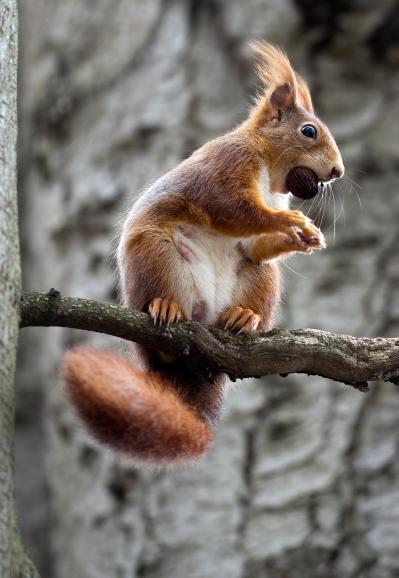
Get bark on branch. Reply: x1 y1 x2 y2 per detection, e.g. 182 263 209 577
19 290 399 392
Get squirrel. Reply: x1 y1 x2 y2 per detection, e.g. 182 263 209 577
63 42 344 465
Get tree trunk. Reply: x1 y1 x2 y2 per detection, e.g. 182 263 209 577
0 1 38 576
17 1 399 577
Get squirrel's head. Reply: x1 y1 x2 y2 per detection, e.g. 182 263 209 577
248 42 344 197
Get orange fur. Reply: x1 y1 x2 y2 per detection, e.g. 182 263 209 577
64 42 344 465
249 228 325 263
227 260 281 331
295 72 314 113
250 41 298 102
64 348 219 464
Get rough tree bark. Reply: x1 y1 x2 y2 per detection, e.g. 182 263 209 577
0 1 38 576
16 1 399 578
19 291 399 390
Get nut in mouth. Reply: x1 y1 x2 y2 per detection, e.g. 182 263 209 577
286 167 322 199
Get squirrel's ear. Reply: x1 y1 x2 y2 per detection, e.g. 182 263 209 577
250 42 297 115
270 82 295 111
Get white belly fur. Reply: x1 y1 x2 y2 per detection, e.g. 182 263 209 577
172 168 290 323
173 226 240 324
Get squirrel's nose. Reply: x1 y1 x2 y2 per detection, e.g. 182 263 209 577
330 166 344 180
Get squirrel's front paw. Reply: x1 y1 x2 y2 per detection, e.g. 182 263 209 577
292 226 326 252
273 210 326 252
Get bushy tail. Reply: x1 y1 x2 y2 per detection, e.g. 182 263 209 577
63 347 220 465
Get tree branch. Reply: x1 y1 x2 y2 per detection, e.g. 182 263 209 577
19 290 399 392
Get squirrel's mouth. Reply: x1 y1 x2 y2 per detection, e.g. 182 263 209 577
285 167 322 199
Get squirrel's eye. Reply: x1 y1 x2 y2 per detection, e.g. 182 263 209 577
301 124 317 139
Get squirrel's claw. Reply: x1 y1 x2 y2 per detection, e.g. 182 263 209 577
218 307 261 333
148 298 185 326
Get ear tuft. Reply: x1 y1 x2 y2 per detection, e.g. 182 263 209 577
250 41 297 105
295 73 314 113
250 41 315 115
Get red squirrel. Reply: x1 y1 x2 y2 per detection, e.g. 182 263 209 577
64 43 344 465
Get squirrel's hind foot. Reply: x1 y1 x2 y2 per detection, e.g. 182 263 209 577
218 307 261 333
148 298 186 326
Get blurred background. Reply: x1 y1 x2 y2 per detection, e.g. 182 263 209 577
15 1 399 577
